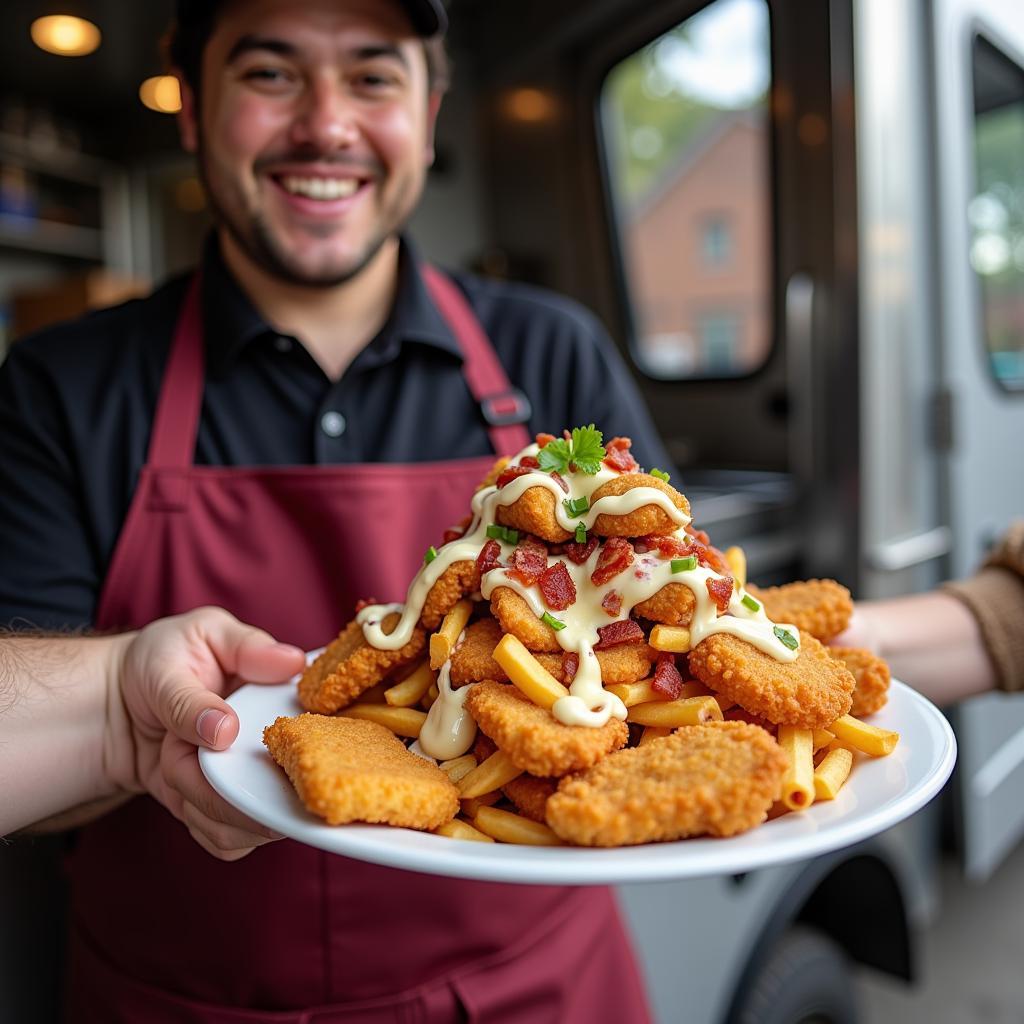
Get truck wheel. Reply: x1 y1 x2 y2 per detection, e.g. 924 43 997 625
729 925 858 1024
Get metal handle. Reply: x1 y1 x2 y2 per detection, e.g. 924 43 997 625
865 526 952 571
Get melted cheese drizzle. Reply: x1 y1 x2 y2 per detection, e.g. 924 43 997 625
357 441 799 754
418 636 478 760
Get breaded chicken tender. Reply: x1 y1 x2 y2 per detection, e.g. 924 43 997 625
263 714 459 829
495 485 573 544
298 615 425 714
545 722 787 846
450 617 653 686
489 587 562 652
420 559 479 630
829 646 891 716
744 579 853 642
590 474 690 538
466 681 629 777
688 632 855 729
633 582 697 627
503 774 557 823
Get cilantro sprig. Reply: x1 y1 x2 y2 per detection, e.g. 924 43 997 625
537 425 606 475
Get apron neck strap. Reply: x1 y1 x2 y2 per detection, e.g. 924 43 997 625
147 266 532 469
420 264 531 457
147 274 204 469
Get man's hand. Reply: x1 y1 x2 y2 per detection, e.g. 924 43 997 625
108 607 306 860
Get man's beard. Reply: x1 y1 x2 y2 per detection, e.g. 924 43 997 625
197 144 406 288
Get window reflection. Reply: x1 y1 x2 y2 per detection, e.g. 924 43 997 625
971 35 1024 392
600 0 771 379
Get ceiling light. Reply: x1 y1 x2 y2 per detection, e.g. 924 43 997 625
30 15 101 57
140 76 182 114
502 88 556 124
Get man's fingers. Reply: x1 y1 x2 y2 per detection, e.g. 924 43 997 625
158 679 239 749
192 608 305 684
181 801 280 860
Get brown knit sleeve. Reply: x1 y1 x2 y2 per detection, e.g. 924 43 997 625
942 521 1024 692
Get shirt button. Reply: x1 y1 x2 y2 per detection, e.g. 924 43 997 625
321 411 346 438
274 336 293 353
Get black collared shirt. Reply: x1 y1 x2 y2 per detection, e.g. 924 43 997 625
0 236 673 629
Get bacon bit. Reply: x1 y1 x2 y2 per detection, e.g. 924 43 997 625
476 539 503 577
640 534 693 559
496 464 534 489
549 471 569 493
706 576 734 613
539 561 577 611
702 543 732 577
442 527 465 545
603 436 640 473
652 653 683 699
686 526 712 546
519 455 540 469
354 598 378 613
591 537 635 586
536 432 556 448
507 536 549 587
564 536 599 565
594 619 646 650
562 651 580 683
601 590 623 617
563 429 573 441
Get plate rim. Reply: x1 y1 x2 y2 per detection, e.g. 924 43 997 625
199 677 957 885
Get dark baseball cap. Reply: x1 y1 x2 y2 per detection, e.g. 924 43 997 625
176 0 447 37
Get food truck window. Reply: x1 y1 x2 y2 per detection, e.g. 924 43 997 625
971 33 1024 393
598 0 772 381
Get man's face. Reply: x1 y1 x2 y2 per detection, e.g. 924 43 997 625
179 0 440 286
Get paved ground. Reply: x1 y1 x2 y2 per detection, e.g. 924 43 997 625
854 841 1024 1023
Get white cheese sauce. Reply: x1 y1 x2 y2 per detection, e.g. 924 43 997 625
356 438 799 738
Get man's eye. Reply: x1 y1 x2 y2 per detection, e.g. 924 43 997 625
243 68 292 84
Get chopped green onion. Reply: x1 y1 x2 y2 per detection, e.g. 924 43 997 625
575 522 588 544
741 594 761 612
671 555 698 573
486 524 519 544
541 612 567 631
650 468 671 483
424 546 438 565
773 626 799 650
562 496 590 518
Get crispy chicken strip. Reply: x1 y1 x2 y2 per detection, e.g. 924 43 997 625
744 579 853 643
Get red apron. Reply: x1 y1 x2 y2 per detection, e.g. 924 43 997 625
66 267 651 1023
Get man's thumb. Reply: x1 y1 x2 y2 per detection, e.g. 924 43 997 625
161 679 239 749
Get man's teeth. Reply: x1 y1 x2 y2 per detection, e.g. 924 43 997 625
279 176 359 200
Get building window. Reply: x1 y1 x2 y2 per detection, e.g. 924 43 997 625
701 215 733 268
970 35 1024 392
599 0 772 380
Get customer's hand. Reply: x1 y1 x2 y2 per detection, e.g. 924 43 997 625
109 607 306 860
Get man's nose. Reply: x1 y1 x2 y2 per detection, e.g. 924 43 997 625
290 78 359 153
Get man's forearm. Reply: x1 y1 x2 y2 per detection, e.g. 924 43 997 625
0 634 129 835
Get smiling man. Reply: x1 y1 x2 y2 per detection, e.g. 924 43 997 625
0 0 669 1019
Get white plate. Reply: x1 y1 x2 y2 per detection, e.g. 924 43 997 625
200 674 956 885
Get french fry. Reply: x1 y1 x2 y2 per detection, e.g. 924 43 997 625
433 818 495 842
421 683 439 710
461 792 501 817
339 704 427 738
438 753 478 783
605 679 667 707
724 546 746 590
384 661 435 707
627 695 724 727
430 599 473 669
679 680 734 712
472 806 564 846
638 726 672 746
492 633 570 710
648 624 692 653
830 714 900 756
458 749 523 798
354 681 392 704
812 728 835 752
814 747 854 801
778 725 815 811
